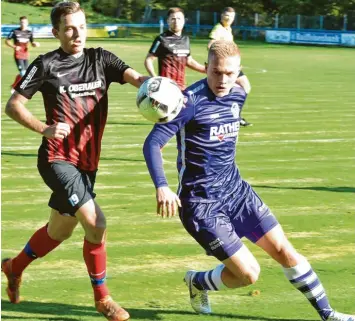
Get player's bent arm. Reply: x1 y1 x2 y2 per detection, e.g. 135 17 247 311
143 131 180 218
144 54 158 77
5 39 16 49
6 93 48 134
143 130 170 189
236 75 251 94
6 93 70 139
186 56 206 73
123 68 149 88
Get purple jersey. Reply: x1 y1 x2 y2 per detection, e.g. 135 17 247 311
143 78 247 202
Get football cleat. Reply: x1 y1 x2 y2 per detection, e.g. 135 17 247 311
95 295 130 321
327 311 355 321
1 258 22 304
240 118 252 127
184 270 211 314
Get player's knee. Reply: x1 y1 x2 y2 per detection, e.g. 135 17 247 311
82 215 107 243
48 228 74 242
228 263 260 288
244 263 260 285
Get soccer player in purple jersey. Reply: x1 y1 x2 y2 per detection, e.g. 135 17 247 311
143 40 354 321
2 2 148 321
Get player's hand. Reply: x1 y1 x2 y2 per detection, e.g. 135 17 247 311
14 46 21 52
42 122 71 140
32 42 40 48
156 186 181 218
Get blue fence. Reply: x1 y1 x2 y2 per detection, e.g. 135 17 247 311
2 23 355 47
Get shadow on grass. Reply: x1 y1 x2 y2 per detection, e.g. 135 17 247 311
1 151 144 163
253 184 355 193
106 121 152 126
1 300 318 321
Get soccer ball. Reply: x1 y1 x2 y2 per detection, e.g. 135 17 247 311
136 77 184 123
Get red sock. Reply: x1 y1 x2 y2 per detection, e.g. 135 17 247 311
11 74 22 89
83 239 109 301
11 224 61 276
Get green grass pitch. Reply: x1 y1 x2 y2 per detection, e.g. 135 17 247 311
1 38 355 320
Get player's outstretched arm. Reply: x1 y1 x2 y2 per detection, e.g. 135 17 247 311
144 53 158 77
123 68 149 88
6 92 70 139
186 56 206 74
236 75 251 94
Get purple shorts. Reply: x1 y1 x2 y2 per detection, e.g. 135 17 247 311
179 180 279 261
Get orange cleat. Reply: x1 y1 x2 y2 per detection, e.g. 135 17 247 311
1 258 22 304
95 295 130 321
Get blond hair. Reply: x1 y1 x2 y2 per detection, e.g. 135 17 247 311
208 40 240 60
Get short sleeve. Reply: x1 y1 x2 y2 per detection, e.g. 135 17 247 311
7 30 14 40
15 56 45 99
148 36 162 57
209 24 219 40
102 49 131 85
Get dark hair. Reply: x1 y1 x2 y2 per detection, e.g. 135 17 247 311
50 1 84 30
19 16 28 21
222 7 235 13
167 7 184 18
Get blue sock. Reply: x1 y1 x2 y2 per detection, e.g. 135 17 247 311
283 260 333 321
193 264 226 291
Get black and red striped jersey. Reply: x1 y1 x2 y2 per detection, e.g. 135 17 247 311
149 30 190 90
7 28 34 60
15 47 130 171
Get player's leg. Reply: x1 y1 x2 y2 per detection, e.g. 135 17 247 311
10 59 25 92
180 200 260 314
23 59 29 73
75 199 130 321
256 224 355 321
1 163 79 304
63 164 128 321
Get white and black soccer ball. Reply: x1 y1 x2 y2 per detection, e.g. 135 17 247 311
136 77 184 123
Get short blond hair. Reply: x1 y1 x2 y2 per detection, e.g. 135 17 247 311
208 40 240 60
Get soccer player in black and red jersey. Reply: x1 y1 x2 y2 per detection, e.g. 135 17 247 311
2 2 148 321
144 7 205 90
5 16 40 93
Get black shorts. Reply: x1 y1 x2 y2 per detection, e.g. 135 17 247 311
37 161 97 216
15 59 29 75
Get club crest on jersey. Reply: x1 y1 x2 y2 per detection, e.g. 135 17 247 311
210 121 240 141
231 103 240 119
